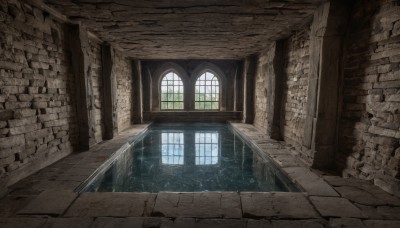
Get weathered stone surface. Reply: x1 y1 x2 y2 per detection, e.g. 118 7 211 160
364 220 400 228
43 218 93 228
241 192 319 219
153 192 241 218
283 167 339 196
196 219 246 228
337 0 400 197
310 196 366 218
272 219 325 228
0 218 45 228
0 134 25 149
91 217 144 228
0 110 13 121
334 186 385 206
45 1 321 59
18 190 77 215
65 193 156 217
247 219 272 228
329 218 365 228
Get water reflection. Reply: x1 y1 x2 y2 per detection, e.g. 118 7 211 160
85 123 299 193
161 132 184 165
195 132 219 165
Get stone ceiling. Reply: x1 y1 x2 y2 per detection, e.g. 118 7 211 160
44 0 324 59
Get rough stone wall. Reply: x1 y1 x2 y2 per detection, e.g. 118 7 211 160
0 0 78 186
115 51 132 132
253 50 269 131
281 26 310 147
88 38 104 143
338 0 400 195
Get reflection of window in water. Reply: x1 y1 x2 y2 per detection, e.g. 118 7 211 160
195 132 219 165
161 132 184 165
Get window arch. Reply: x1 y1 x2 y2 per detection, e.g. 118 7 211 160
195 71 220 110
160 72 184 110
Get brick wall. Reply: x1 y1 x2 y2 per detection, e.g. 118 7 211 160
281 27 310 147
88 37 104 143
0 0 78 186
115 51 132 132
253 50 269 131
338 0 400 195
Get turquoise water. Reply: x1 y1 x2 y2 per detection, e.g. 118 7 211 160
83 123 299 192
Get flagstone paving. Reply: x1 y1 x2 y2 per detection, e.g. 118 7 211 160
0 123 399 227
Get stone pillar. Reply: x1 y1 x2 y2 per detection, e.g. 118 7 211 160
303 1 348 169
235 63 244 112
66 24 96 150
266 40 285 140
242 55 257 123
101 42 118 139
132 59 143 124
142 66 152 112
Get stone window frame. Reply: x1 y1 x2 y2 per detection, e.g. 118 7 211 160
190 63 227 111
152 62 190 111
194 71 221 110
160 71 185 110
152 62 227 111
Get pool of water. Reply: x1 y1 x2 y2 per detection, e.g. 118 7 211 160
82 123 300 192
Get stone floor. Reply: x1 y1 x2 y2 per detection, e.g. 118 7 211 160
1 123 400 228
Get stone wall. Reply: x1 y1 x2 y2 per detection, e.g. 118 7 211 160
253 50 269 131
338 0 400 196
88 37 104 143
0 0 78 186
281 26 310 148
115 51 133 132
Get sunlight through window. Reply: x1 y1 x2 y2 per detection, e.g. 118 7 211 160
160 72 184 110
195 72 219 110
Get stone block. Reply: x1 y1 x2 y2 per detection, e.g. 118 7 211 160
334 186 386 206
18 190 78 215
9 123 40 135
18 94 33 102
329 218 365 228
283 167 339 196
38 113 58 122
8 116 37 127
14 108 36 119
241 192 319 219
364 220 400 228
0 134 25 149
25 128 50 141
91 217 144 228
0 218 45 228
46 79 63 88
272 220 325 228
65 193 156 217
310 196 367 218
153 192 241 219
32 101 48 109
0 110 13 121
43 218 93 228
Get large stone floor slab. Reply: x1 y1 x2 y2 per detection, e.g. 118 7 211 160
329 218 365 228
271 219 326 228
310 196 367 218
65 193 156 217
283 167 339 197
43 218 93 228
241 192 320 219
18 190 77 215
0 218 46 228
152 192 241 218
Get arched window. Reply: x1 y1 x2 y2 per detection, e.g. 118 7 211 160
160 72 184 110
195 71 220 110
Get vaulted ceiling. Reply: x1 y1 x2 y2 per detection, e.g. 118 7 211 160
44 0 324 59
